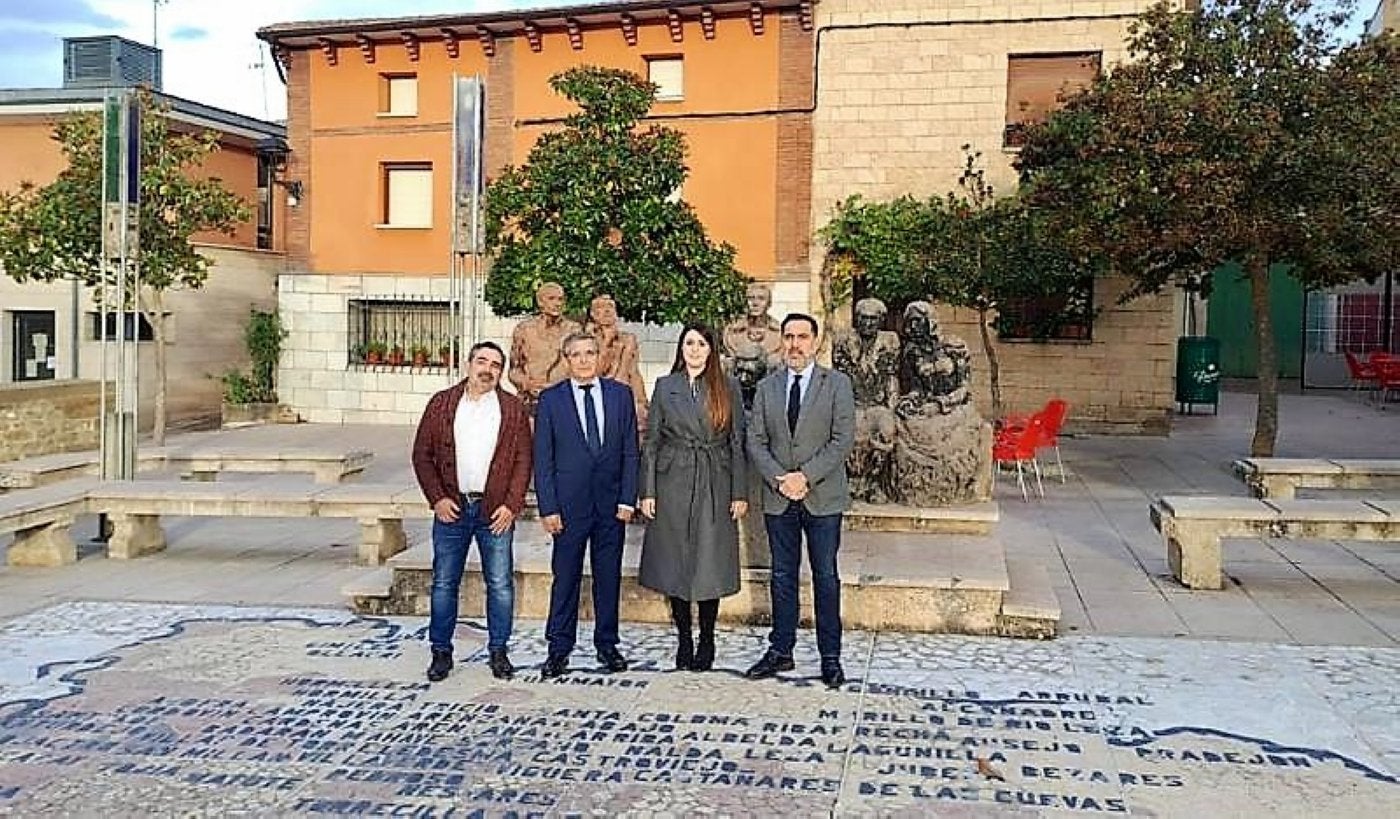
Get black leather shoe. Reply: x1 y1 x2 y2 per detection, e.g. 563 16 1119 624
821 660 846 689
692 637 715 672
744 651 795 680
541 655 569 679
675 636 695 671
596 647 629 673
426 648 453 682
488 648 514 680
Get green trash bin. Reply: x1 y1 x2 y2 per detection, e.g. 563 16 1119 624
1176 336 1221 414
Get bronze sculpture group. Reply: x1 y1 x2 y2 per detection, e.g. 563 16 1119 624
509 281 990 509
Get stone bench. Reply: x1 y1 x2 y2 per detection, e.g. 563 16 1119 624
1149 495 1400 590
1233 458 1400 500
161 447 374 485
84 481 426 567
0 447 373 492
0 480 98 566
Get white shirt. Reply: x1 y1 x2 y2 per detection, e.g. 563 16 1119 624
454 389 500 493
787 361 816 406
570 378 605 447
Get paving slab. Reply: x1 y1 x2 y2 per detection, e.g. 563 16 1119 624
0 601 1394 816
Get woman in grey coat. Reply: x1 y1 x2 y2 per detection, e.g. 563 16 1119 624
639 323 748 671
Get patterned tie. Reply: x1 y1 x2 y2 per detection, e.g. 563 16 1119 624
581 383 602 453
787 373 802 434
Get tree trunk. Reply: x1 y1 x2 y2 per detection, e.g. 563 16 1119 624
144 290 168 447
978 306 1003 420
1246 256 1278 457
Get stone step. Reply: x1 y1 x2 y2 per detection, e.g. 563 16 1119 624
351 524 1059 637
998 555 1060 639
845 501 998 534
341 567 393 606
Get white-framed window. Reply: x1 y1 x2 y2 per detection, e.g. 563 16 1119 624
647 56 684 102
381 163 433 228
380 73 418 117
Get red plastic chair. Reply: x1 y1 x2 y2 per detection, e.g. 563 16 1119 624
1343 351 1379 397
993 416 1046 501
1378 359 1400 406
1038 399 1070 483
999 399 1070 483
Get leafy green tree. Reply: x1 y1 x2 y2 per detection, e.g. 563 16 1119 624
821 148 1094 419
0 91 251 444
1016 0 1400 456
483 66 746 325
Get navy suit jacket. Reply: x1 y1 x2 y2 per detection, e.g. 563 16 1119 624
533 378 640 524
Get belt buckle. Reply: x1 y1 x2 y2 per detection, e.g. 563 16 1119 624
465 491 485 503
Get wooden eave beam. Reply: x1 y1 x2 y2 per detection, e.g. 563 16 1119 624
620 14 638 46
356 34 376 64
524 21 542 52
318 38 338 66
566 18 583 50
749 3 765 35
701 7 716 40
477 27 496 57
668 9 684 43
799 0 813 31
401 32 420 61
441 28 460 58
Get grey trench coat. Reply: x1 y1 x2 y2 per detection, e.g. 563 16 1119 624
639 373 747 601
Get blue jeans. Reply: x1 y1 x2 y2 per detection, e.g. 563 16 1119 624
429 496 514 653
765 502 843 660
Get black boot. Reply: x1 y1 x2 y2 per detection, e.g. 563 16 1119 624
669 596 694 670
693 599 718 671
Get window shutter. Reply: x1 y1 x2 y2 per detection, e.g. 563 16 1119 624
386 166 433 227
1005 53 1100 126
648 58 684 101
387 76 418 116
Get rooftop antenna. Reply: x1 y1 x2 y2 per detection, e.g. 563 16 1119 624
153 0 170 47
251 43 270 119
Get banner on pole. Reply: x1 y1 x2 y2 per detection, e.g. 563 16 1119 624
452 76 485 255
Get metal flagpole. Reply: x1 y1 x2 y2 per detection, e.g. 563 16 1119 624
449 72 461 382
469 72 484 348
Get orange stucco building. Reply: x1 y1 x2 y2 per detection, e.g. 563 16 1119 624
257 0 815 424
0 38 288 427
262 0 810 281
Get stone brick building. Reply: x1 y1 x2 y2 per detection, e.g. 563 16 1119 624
810 0 1186 433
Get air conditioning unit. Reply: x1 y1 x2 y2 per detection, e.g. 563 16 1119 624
63 36 163 90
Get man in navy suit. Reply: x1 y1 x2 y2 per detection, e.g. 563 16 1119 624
533 330 640 678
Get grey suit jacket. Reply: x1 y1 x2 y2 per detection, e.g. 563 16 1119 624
745 364 856 516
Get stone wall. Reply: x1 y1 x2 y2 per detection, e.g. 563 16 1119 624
811 0 1181 433
0 380 106 461
0 245 280 431
277 274 811 425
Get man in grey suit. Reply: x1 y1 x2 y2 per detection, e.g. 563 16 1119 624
744 312 856 688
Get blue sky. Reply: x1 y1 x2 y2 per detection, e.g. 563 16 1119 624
0 1 1380 123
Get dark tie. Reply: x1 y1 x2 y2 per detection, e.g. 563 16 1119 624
581 383 602 453
787 373 802 434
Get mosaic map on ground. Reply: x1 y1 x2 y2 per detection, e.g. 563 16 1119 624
0 601 1395 816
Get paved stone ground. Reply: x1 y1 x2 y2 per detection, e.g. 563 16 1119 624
0 387 1397 815
0 601 1396 817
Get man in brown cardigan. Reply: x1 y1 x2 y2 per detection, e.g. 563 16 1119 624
412 341 532 682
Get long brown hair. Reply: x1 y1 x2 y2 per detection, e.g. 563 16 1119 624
670 323 731 432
